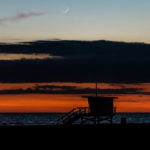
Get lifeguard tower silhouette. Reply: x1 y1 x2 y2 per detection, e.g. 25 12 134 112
57 83 117 126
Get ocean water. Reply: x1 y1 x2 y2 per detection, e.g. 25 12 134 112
0 113 150 126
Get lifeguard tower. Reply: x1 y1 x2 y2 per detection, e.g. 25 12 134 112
57 83 117 126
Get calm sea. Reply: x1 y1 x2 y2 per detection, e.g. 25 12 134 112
0 113 150 126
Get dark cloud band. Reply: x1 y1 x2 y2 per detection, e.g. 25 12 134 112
0 85 144 95
0 40 150 83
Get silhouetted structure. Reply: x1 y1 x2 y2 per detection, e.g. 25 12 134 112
57 84 117 126
88 96 117 123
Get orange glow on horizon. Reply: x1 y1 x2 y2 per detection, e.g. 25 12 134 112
0 94 88 113
0 94 149 113
0 82 150 113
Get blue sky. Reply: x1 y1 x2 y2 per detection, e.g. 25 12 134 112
0 0 150 43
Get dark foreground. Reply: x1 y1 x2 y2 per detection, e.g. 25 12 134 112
1 124 150 136
0 124 149 146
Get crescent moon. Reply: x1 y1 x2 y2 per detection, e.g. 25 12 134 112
64 7 70 14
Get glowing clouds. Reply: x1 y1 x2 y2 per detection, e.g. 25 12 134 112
0 53 62 60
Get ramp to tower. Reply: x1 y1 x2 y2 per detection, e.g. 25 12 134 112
57 107 90 126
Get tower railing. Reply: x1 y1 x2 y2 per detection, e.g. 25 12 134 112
57 106 116 125
57 107 90 125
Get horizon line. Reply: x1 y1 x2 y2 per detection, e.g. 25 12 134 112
1 39 150 45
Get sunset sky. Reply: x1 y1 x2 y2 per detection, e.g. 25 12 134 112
0 0 150 113
0 82 150 113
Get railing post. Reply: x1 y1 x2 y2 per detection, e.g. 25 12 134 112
114 107 117 114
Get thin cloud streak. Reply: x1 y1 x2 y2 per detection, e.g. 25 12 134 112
0 12 44 25
0 53 62 60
